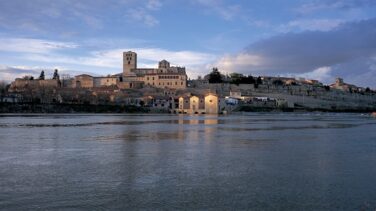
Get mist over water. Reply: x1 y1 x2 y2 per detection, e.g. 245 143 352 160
0 113 376 210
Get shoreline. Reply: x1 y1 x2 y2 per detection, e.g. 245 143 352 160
1 102 374 114
235 105 376 113
0 102 150 114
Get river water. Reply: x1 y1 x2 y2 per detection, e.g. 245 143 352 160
0 113 375 210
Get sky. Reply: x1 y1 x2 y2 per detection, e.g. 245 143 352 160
0 0 375 88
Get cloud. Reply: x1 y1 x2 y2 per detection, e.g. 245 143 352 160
296 66 333 83
146 0 162 11
23 47 216 69
0 38 77 54
0 38 217 79
215 53 263 71
0 65 96 82
214 18 376 87
279 19 344 32
247 19 271 28
296 0 376 14
125 0 163 27
0 66 45 82
0 0 101 31
126 8 160 27
0 0 163 32
192 0 242 20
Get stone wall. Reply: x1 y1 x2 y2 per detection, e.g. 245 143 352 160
9 79 59 92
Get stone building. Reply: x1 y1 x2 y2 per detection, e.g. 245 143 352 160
330 77 359 92
177 93 224 114
9 78 60 92
73 74 94 88
70 75 118 88
122 51 187 89
93 76 118 87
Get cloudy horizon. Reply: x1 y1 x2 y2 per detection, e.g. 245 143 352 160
0 0 375 88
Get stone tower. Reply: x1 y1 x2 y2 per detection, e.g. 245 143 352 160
336 77 344 85
123 51 137 76
158 60 170 69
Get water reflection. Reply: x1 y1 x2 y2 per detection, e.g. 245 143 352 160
177 115 219 125
1 113 376 210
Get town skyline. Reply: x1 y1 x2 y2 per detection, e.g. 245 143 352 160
0 0 375 88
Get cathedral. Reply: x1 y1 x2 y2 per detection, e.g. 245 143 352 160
121 51 187 89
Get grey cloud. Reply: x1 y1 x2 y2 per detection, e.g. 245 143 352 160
0 66 40 82
216 18 376 87
0 66 40 75
330 58 376 87
248 18 376 73
0 66 96 82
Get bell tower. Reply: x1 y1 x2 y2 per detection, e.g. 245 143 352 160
123 51 137 76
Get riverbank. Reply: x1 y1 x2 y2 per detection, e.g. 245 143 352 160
0 102 150 113
235 105 376 113
1 102 375 114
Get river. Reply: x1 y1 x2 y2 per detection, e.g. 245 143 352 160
0 113 375 210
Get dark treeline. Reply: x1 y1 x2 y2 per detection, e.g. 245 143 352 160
206 68 262 85
0 102 149 113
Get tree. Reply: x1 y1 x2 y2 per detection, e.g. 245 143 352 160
39 70 45 80
0 81 8 102
365 87 371 92
53 69 60 80
272 79 284 86
256 76 262 85
22 75 34 80
208 67 223 83
245 75 255 84
229 73 243 85
230 72 244 80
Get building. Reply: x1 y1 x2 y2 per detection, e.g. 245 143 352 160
9 78 60 92
93 76 118 87
69 75 118 88
177 93 224 114
73 74 94 88
330 77 359 92
122 51 187 89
